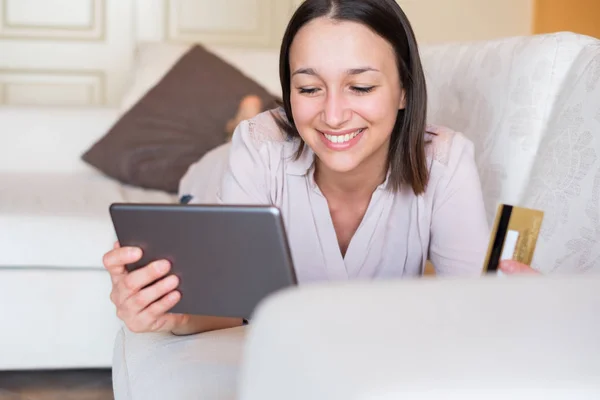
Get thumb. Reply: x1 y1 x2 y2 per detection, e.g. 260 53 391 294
151 313 190 333
499 260 540 275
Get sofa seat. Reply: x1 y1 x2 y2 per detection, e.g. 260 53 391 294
112 326 247 400
0 169 175 268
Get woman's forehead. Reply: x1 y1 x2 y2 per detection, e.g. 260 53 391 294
290 18 396 69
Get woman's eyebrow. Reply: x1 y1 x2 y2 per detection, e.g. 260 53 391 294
291 66 380 76
292 67 318 77
346 67 380 75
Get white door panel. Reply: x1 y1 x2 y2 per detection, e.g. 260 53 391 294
0 0 133 106
0 0 302 106
134 0 297 47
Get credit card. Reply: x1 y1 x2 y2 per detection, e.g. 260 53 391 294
483 204 544 273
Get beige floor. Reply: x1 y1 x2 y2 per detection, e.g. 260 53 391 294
0 369 112 400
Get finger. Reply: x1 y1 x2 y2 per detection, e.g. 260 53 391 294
125 274 180 314
151 312 189 333
499 260 540 275
120 259 171 298
103 246 143 275
113 240 120 249
129 291 181 333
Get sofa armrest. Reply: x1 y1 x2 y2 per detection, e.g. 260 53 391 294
520 39 600 273
238 276 600 399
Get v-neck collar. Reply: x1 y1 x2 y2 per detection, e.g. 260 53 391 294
306 177 393 279
287 146 393 279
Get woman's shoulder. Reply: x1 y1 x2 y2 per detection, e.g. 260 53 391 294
219 108 298 205
424 124 476 170
236 107 292 146
228 107 302 177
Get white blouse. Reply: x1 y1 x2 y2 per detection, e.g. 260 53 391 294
191 109 491 283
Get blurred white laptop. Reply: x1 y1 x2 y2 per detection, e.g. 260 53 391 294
238 274 600 400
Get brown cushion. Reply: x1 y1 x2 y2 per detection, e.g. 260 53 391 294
81 44 279 193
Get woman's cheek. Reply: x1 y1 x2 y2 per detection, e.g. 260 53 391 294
351 93 398 123
291 95 321 126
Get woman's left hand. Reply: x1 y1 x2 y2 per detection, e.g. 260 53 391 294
498 260 540 275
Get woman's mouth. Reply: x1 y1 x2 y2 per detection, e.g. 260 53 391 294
319 128 366 150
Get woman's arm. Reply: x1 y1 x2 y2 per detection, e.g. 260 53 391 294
428 135 490 276
170 118 276 335
426 132 541 277
170 315 245 336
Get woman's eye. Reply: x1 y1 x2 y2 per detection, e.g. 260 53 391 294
298 87 319 95
351 86 375 94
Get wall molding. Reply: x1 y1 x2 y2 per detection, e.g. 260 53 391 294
0 0 106 41
164 0 290 47
0 68 105 105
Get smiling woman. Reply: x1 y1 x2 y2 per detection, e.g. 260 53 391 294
277 0 428 196
102 0 536 340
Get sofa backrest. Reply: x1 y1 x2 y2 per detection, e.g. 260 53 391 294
519 39 600 273
421 32 600 272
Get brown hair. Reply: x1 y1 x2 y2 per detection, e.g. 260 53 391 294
274 0 429 195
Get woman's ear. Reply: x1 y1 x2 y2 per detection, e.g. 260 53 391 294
399 89 406 110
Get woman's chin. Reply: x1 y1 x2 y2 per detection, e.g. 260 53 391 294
315 153 362 174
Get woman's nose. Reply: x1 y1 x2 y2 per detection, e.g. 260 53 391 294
322 92 350 128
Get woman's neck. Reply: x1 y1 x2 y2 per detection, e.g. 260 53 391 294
314 155 388 200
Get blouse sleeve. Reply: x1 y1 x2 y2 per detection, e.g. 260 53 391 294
428 135 490 276
216 119 275 205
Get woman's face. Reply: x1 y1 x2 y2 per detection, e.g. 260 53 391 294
289 17 405 175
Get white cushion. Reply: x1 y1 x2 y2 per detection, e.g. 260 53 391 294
520 38 600 272
422 32 599 219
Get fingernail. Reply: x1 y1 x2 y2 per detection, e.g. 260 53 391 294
168 291 180 302
500 260 516 273
131 247 142 258
166 275 179 287
155 260 170 273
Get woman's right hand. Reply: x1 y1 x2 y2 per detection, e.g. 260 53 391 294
103 241 190 333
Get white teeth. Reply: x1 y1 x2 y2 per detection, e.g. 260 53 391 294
324 128 363 144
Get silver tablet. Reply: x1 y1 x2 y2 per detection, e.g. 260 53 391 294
109 203 297 319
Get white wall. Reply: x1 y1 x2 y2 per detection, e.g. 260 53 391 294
0 0 534 107
398 0 534 45
0 0 297 106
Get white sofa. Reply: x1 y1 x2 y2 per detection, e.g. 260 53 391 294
111 32 600 399
0 43 282 370
0 107 177 370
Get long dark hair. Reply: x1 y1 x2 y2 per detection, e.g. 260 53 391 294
274 0 429 195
